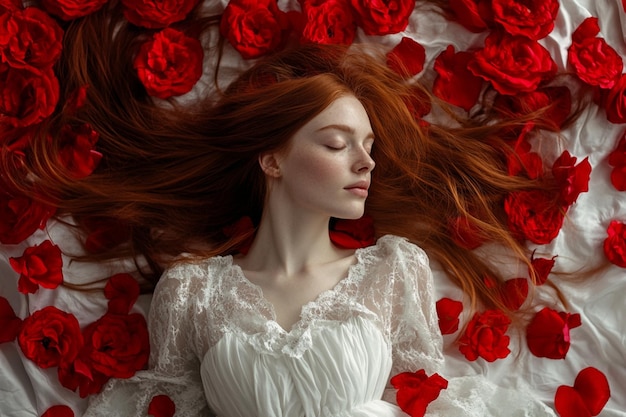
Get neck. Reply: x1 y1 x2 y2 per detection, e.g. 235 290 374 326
242 195 340 277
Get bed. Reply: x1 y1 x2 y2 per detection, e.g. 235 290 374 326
1 0 625 416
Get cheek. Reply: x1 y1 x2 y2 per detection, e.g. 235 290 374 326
288 150 343 186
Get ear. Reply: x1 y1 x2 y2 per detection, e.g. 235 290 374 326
258 153 282 178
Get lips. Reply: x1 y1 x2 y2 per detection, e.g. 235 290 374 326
345 181 370 197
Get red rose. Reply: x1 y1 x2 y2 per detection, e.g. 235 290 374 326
9 240 64 294
134 28 203 99
58 356 110 398
349 0 415 36
493 86 572 130
458 309 511 362
390 370 448 417
555 367 611 417
56 123 102 179
0 296 23 343
468 31 557 95
568 17 623 89
447 0 493 32
386 37 425 78
526 307 581 359
329 215 375 249
433 45 483 111
603 220 626 268
121 0 200 29
41 0 108 20
220 0 291 59
299 0 356 45
529 251 556 285
0 7 64 70
436 298 463 335
0 65 60 127
42 405 74 417
82 312 150 379
491 0 558 40
18 306 83 368
0 185 56 245
552 150 591 206
149 395 176 417
602 73 626 124
104 273 141 315
504 189 565 244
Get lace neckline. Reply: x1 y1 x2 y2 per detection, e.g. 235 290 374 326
225 245 370 335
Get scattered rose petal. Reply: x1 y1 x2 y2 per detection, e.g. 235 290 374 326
0 296 23 343
148 395 176 417
555 367 610 417
436 298 463 335
391 369 448 417
529 251 557 285
603 220 626 268
41 405 74 417
386 37 426 78
526 307 581 359
9 240 64 294
104 273 141 315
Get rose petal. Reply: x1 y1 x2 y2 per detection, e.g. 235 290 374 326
148 394 176 417
574 367 611 415
436 298 463 335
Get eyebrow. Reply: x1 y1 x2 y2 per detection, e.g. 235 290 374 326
316 124 375 140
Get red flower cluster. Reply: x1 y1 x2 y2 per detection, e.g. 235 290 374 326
526 307 581 359
1 272 150 398
391 369 448 417
555 367 610 417
10 240 64 294
449 0 558 39
134 28 204 99
121 0 200 29
42 0 108 20
0 6 62 128
458 309 511 362
504 150 591 245
221 0 417 59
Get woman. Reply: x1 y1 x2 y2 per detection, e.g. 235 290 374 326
7 7 560 416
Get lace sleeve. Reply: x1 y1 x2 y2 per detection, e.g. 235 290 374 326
376 236 444 402
83 263 213 417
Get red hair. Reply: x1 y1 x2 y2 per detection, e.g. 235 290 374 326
3 5 561 317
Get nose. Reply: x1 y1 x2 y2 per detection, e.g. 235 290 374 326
354 149 375 173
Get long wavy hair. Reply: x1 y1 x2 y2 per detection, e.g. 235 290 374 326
4 2 563 316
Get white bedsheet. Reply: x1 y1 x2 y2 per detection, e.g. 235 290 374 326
1 0 625 416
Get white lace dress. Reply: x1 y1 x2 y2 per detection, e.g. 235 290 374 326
83 235 556 417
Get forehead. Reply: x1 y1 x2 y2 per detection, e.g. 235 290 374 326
299 95 373 133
